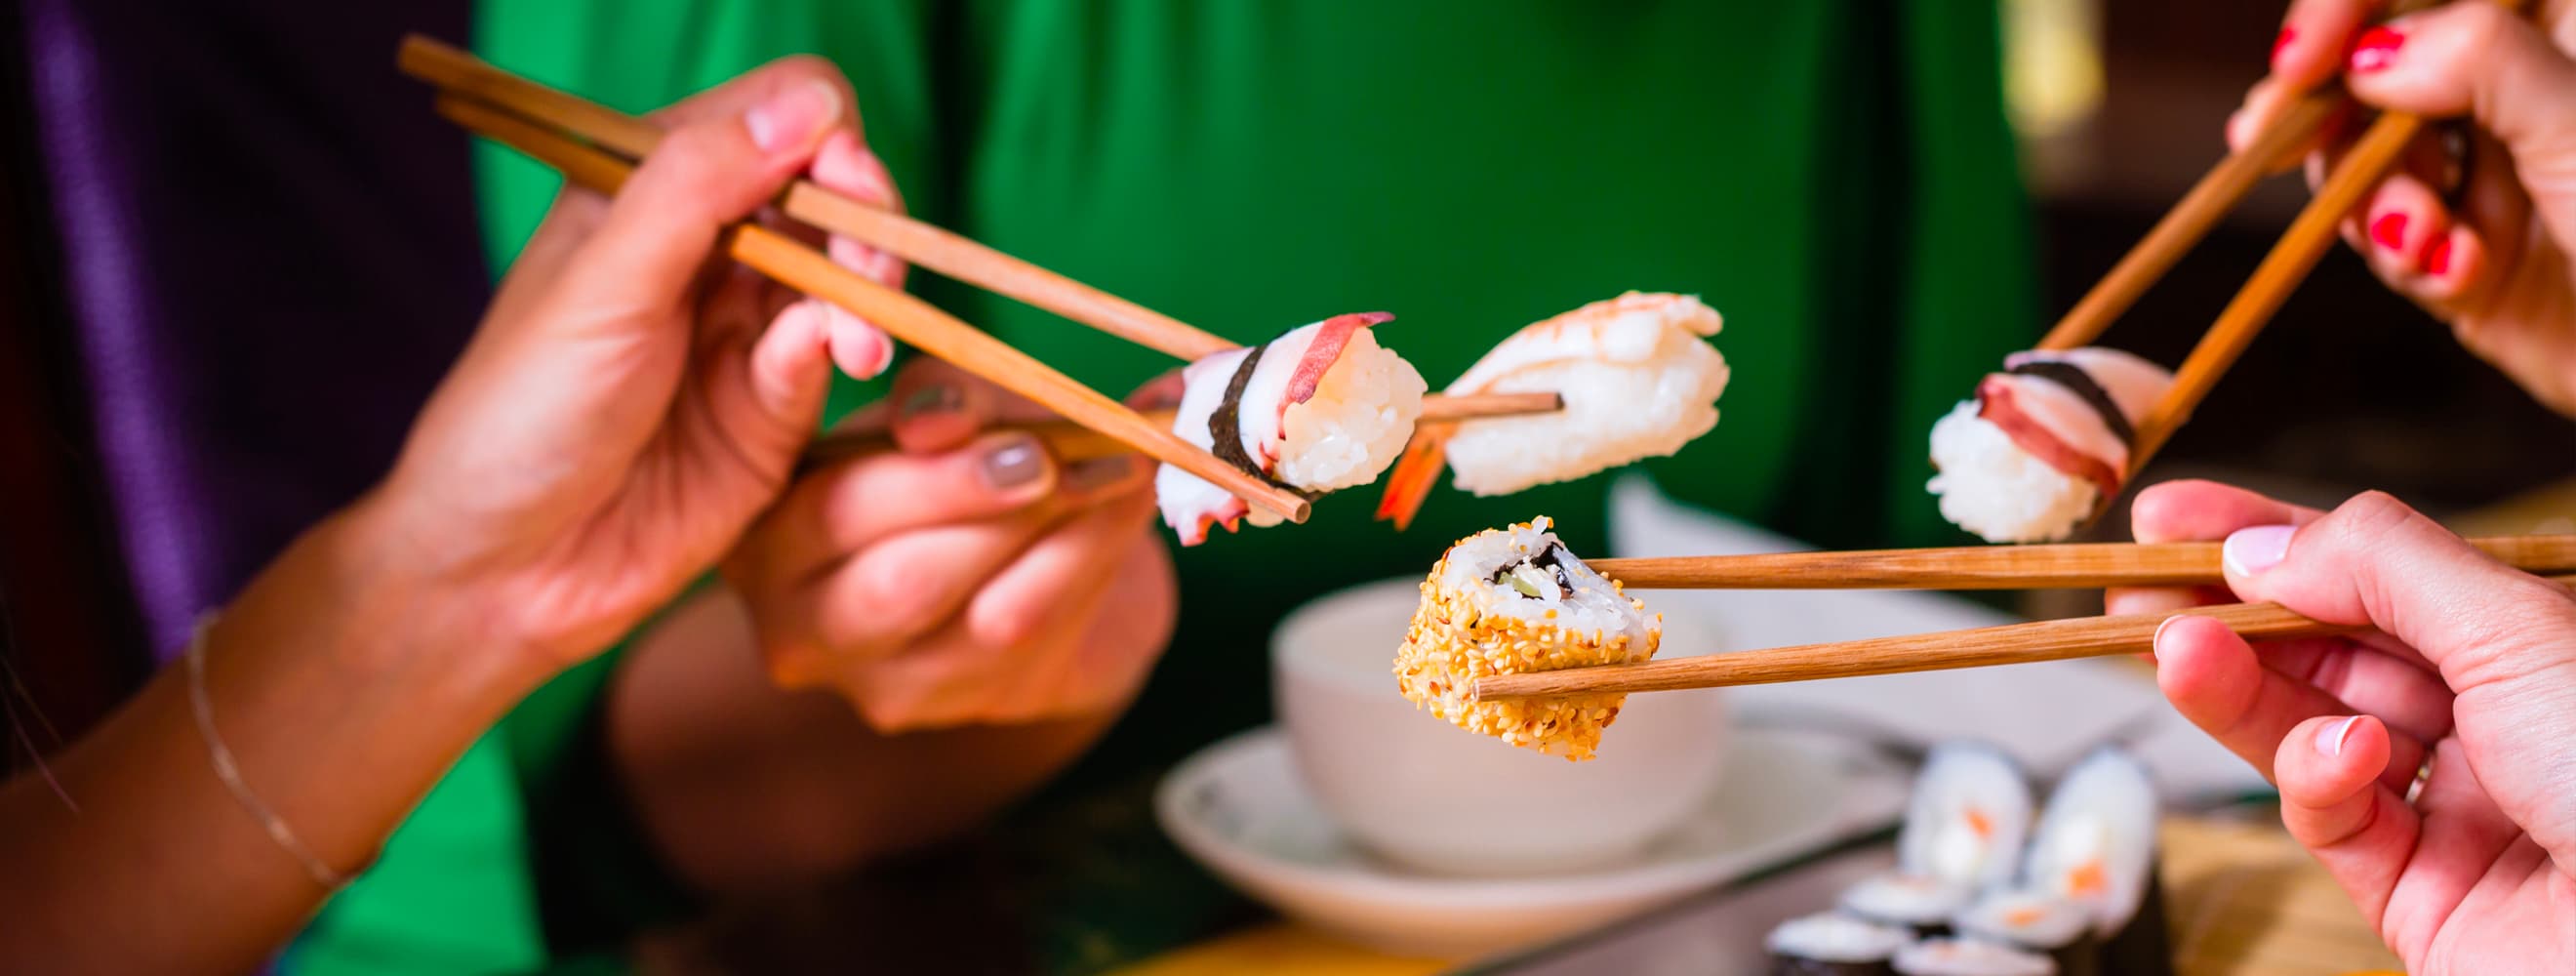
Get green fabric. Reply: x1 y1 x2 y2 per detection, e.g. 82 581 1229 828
289 2 2037 972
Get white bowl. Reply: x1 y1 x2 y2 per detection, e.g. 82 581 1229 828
1271 577 1731 876
1154 725 1902 959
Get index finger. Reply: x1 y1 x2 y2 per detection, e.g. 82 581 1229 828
886 357 1062 453
2274 0 2387 91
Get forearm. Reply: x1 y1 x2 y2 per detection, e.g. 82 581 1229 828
0 497 550 972
607 585 1121 895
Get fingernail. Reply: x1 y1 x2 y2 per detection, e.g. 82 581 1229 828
982 436 1045 489
2272 27 2297 68
2316 715 2363 757
2222 524 2297 576
746 80 839 153
2425 235 2453 276
1067 456 1136 491
900 384 961 420
2350 26 2403 72
2367 212 2407 250
2151 614 2184 661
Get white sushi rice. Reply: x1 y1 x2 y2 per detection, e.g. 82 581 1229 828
1954 888 2091 950
1926 401 2097 544
1433 516 1657 649
1899 742 2034 891
1275 326 1425 491
1891 938 2055 976
1444 293 1728 497
1766 912 1911 963
2027 749 2158 937
1839 872 1972 927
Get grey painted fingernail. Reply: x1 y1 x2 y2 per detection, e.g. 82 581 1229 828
1066 456 1135 490
901 384 961 420
982 437 1045 489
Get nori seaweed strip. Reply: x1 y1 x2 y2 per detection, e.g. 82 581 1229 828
2008 360 2136 448
1203 341 1324 498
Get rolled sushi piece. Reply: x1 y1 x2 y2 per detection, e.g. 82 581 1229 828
1954 888 2100 976
1767 912 1910 976
1377 292 1729 529
1837 872 1972 939
1926 347 2174 544
1898 743 2036 891
1891 938 2057 976
1155 312 1428 545
1392 517 1661 760
2025 749 2170 976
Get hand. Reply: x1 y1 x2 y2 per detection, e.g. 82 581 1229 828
2112 480 2576 973
2234 0 2576 414
723 359 1177 731
369 58 907 664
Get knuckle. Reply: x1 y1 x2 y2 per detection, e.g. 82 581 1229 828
2439 2 2511 51
2323 490 2423 546
968 596 1052 650
845 559 948 641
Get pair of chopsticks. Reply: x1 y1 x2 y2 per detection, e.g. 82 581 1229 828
396 37 1558 518
1475 534 2576 699
2031 0 2504 479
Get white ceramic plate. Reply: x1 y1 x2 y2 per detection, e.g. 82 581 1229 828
1153 726 1909 960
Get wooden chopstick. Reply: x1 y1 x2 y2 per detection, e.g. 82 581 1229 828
398 35 1235 362
795 389 1558 471
1584 534 2576 590
428 93 1311 523
1473 573 2576 698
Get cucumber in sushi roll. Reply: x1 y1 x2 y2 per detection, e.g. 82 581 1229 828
1392 517 1660 760
1767 912 1910 976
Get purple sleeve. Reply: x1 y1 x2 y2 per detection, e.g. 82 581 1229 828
21 0 486 660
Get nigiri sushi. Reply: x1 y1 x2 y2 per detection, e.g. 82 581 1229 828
1154 312 1428 545
1927 347 2174 544
1377 292 1729 529
1392 517 1660 760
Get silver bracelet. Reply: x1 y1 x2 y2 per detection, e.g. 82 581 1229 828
184 613 353 890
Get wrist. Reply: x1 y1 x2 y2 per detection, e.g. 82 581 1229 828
288 490 561 706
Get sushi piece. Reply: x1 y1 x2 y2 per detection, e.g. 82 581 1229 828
1926 347 2174 544
1837 872 1972 939
1767 912 1911 976
1154 312 1428 545
1391 517 1661 760
1891 938 2057 976
1377 292 1729 529
1898 743 2035 890
2024 750 2171 976
1954 888 2100 976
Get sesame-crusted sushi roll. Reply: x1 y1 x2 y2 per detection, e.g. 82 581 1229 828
1377 292 1729 529
1891 938 2057 976
1838 873 1973 939
1392 517 1661 760
1898 743 2035 891
1767 912 1910 976
2025 749 2169 976
1156 312 1428 545
1954 888 2100 976
1927 347 2174 543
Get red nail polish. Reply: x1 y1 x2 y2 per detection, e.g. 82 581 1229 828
2273 27 2297 67
2426 235 2453 275
2351 25 2404 72
2368 212 2408 250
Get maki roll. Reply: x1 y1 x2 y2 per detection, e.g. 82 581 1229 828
1392 517 1661 760
1767 912 1910 976
1927 347 2174 543
1898 743 2035 890
1891 938 2057 976
1156 312 1428 545
1955 888 2099 976
1837 872 1971 939
2026 750 2170 976
1377 292 1730 529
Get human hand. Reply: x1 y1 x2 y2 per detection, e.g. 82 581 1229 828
723 359 1177 732
2233 0 2576 414
2112 480 2576 973
370 56 906 664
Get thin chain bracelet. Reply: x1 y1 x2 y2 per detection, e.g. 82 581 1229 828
185 613 354 890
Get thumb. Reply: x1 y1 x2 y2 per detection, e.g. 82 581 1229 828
555 80 844 320
2342 4 2576 244
2219 491 2576 686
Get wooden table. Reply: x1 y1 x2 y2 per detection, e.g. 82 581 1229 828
1109 816 2402 976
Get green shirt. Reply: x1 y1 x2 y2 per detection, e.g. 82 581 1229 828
288 3 2035 972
